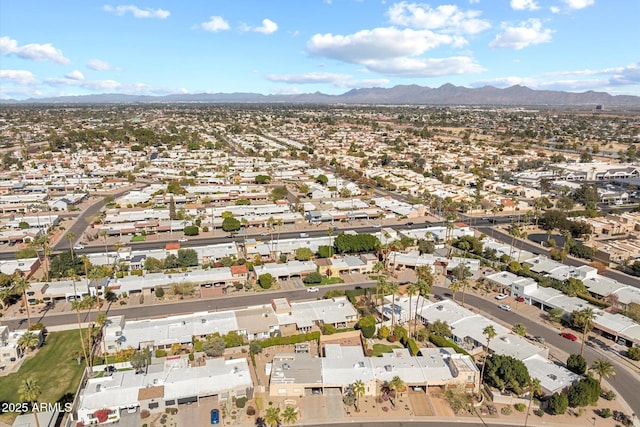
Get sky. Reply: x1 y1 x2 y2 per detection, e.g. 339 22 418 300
1 0 639 100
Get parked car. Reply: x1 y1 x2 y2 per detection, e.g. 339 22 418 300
210 409 219 425
495 293 508 300
560 332 578 341
499 304 512 311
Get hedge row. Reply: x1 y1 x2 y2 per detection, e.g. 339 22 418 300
258 331 321 349
428 334 470 356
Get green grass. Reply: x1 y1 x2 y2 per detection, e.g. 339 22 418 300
372 343 402 357
131 235 146 242
0 329 86 408
321 277 344 285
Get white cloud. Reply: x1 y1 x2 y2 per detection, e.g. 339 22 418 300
362 56 485 77
254 19 278 34
489 19 553 49
387 2 491 35
0 36 70 64
200 16 230 32
87 59 119 71
308 27 454 63
103 4 170 19
510 0 540 11
65 70 85 80
561 0 594 10
0 70 37 85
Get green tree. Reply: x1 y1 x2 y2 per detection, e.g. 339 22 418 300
567 353 587 375
258 273 274 289
222 216 241 234
177 248 198 267
203 336 226 357
548 392 569 415
295 247 314 261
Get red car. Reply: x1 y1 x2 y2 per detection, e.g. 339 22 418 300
560 332 578 341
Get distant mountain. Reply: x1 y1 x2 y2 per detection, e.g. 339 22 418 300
2 84 639 107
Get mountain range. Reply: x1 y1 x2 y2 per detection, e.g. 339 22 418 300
2 84 639 107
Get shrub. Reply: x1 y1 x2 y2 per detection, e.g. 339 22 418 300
514 403 526 412
236 397 247 408
501 406 512 415
155 287 165 298
627 347 640 361
599 408 612 418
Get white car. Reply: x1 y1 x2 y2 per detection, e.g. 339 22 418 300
178 237 188 242
73 244 85 250
499 304 512 311
306 287 319 293
495 293 508 300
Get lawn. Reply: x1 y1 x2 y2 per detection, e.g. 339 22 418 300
372 343 402 357
0 329 86 423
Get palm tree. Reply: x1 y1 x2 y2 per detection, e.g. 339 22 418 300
512 323 527 337
406 283 419 337
264 406 281 427
590 359 616 385
449 280 461 304
19 378 41 427
523 377 541 427
69 270 90 369
480 325 497 387
387 281 399 330
388 375 405 405
17 331 40 353
352 380 365 411
66 231 76 261
12 276 32 328
579 307 596 356
281 406 298 425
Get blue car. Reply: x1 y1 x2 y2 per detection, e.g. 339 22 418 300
210 409 219 425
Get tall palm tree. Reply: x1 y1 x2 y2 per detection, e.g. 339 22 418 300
264 406 281 427
387 281 400 331
480 325 497 388
579 307 596 356
66 231 76 261
524 377 541 427
12 276 32 328
449 280 461 304
406 283 419 338
352 380 365 411
69 270 90 369
19 378 41 427
281 406 298 425
589 359 616 385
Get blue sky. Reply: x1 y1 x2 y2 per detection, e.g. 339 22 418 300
1 0 639 99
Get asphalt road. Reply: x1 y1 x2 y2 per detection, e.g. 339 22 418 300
430 286 640 416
